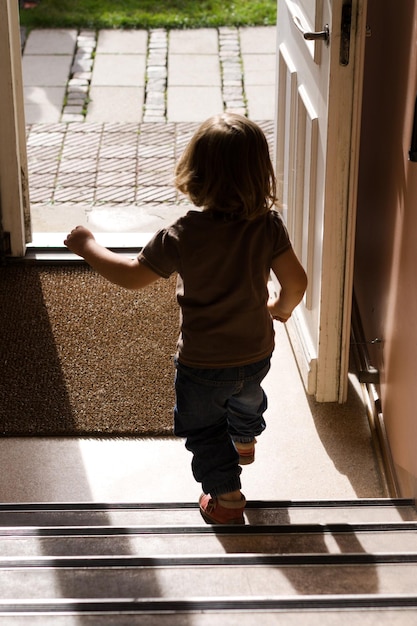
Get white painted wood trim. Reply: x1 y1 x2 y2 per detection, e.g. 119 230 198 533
0 0 31 256
286 313 318 395
314 0 367 402
338 0 369 402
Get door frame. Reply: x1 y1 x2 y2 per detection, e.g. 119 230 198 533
0 0 31 258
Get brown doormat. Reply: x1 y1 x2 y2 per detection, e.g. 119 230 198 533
0 265 179 436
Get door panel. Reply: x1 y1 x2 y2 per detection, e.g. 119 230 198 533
294 84 318 312
275 0 367 401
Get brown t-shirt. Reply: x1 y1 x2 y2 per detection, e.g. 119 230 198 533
138 209 291 368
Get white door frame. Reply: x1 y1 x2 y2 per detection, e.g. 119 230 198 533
275 0 368 402
0 0 31 257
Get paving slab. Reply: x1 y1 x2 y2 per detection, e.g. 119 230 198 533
96 29 148 54
94 186 136 203
24 102 63 124
96 170 135 187
239 26 277 53
168 54 221 86
242 54 276 85
56 172 97 190
61 134 101 159
169 28 218 54
22 55 73 86
86 87 144 123
94 157 137 173
24 85 66 105
23 28 77 54
86 204 189 233
167 87 223 122
30 204 91 232
26 127 65 145
57 158 98 173
27 172 57 191
245 85 276 120
90 54 147 86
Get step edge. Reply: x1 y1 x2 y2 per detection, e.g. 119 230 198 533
1 522 417 537
1 552 417 568
1 594 417 614
0 499 414 512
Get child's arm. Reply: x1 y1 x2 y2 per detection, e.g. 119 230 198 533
268 247 308 322
64 226 161 290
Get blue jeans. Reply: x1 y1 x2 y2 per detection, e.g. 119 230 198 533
174 356 271 497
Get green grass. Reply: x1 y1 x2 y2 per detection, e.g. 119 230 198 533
19 0 277 30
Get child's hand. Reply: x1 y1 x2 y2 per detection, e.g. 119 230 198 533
272 313 291 323
268 305 290 323
267 298 291 323
64 226 95 257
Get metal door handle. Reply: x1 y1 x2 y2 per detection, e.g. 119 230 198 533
293 15 330 46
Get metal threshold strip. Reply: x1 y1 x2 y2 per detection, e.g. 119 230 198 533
15 232 155 263
0 498 414 511
1 595 417 614
1 522 417 538
22 247 141 264
1 552 417 569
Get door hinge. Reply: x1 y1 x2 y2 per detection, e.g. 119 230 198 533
340 1 352 66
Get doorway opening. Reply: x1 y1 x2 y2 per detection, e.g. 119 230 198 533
15 25 277 254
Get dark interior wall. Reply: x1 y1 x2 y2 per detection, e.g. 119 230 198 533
354 0 417 496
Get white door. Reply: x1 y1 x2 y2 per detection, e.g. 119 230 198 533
275 0 367 401
0 0 31 257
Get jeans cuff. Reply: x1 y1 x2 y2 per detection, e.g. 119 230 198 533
231 436 255 444
210 477 242 498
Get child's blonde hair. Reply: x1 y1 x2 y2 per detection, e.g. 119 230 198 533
175 113 278 220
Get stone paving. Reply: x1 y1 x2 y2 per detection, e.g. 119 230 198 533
21 27 277 236
28 119 275 236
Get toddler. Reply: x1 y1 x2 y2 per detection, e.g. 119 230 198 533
64 113 307 524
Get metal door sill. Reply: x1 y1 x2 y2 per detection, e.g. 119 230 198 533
18 232 154 264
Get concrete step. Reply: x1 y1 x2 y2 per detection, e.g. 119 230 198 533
2 608 417 626
1 555 417 599
1 525 417 557
0 499 415 623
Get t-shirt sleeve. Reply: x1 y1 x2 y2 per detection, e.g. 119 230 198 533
138 227 180 279
271 210 292 258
